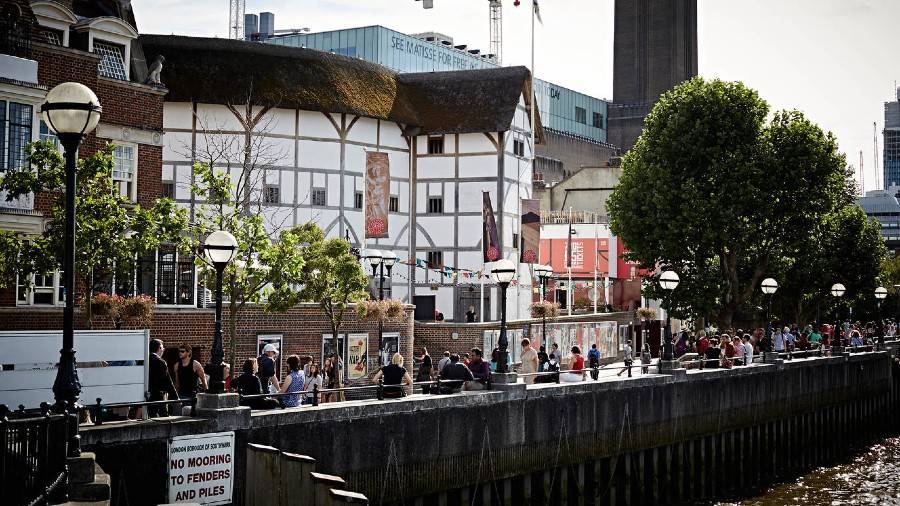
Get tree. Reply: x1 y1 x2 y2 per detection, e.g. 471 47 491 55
266 223 368 351
0 141 189 327
607 78 854 326
190 162 306 385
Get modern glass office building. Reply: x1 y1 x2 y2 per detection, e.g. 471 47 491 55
268 25 609 143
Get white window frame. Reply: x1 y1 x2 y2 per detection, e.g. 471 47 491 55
73 16 139 81
0 85 42 212
17 271 65 307
30 1 78 48
111 142 138 201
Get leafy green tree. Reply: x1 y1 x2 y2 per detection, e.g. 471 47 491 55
607 78 854 326
0 141 189 327
189 162 306 384
265 222 368 346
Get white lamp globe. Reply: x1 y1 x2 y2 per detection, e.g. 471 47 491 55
41 82 102 135
875 286 888 300
381 251 396 267
761 278 779 295
361 249 382 265
491 259 517 285
204 230 238 266
830 283 846 297
659 270 680 291
535 264 551 278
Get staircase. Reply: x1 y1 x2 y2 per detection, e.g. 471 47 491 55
62 452 110 505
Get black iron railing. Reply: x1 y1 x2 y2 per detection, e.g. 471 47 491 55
0 403 69 506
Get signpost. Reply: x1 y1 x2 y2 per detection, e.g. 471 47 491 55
168 432 235 505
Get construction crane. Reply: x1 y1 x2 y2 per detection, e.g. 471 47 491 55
489 0 502 64
229 0 245 40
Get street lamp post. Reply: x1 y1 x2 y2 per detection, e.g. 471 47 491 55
831 283 846 355
491 259 517 374
204 231 238 394
761 278 779 354
380 251 395 363
535 264 552 344
875 286 887 349
361 249 384 362
659 271 680 363
42 82 102 456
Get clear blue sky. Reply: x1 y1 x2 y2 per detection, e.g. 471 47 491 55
134 0 900 192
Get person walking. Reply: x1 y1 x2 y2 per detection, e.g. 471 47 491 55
587 344 601 380
372 353 414 398
174 344 208 403
618 340 634 377
279 355 306 408
148 339 178 417
520 338 539 384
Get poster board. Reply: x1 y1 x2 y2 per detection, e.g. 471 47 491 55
381 332 400 367
167 431 234 505
347 333 368 380
481 329 524 363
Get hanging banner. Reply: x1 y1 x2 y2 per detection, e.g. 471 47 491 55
347 333 368 380
520 199 540 263
365 152 390 238
482 192 501 262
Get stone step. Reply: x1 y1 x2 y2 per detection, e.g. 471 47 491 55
67 452 98 484
68 473 110 502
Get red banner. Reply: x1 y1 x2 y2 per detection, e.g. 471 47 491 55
483 192 501 262
365 152 389 238
539 238 609 275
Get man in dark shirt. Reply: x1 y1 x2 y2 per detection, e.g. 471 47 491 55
148 339 178 417
439 354 474 393
465 348 491 391
465 305 477 323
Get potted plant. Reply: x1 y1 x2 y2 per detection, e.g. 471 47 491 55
122 295 155 326
90 293 123 318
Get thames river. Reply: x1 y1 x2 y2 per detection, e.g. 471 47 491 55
717 435 900 505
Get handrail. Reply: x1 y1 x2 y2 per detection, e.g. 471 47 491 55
1 402 69 506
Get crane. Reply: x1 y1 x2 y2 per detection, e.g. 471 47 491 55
229 0 245 40
489 0 502 64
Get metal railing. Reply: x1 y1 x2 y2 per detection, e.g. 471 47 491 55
0 403 69 506
87 397 197 425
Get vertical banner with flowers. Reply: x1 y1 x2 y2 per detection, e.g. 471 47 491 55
365 152 390 238
520 199 540 263
483 191 501 262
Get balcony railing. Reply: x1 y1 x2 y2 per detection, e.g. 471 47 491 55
540 210 609 224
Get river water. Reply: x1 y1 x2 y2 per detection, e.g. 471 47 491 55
717 435 900 505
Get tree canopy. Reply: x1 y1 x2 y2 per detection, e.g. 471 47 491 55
607 77 881 326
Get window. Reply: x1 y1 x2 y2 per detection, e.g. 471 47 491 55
152 245 195 305
42 29 63 45
263 184 280 204
389 195 399 213
94 40 128 80
593 112 604 128
575 106 587 125
17 271 65 306
427 136 444 154
112 144 136 200
512 232 519 249
162 181 175 199
426 251 443 269
2 101 34 171
39 120 59 150
513 139 525 157
427 196 443 214
354 191 363 210
312 188 326 206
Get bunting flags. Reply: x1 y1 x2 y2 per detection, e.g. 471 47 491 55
483 192 501 262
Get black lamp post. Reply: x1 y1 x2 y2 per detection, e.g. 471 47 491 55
761 278 778 353
491 259 517 374
203 230 238 394
875 286 887 348
659 270 680 362
535 264 552 344
831 283 846 355
362 249 386 363
42 82 102 456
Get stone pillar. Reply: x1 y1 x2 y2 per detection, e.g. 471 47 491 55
280 452 316 506
245 444 281 506
311 472 346 506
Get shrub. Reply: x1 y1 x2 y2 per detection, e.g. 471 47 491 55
358 299 408 322
636 307 657 320
90 293 123 318
530 301 560 319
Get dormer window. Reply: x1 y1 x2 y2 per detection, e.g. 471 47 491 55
94 40 127 80
30 1 77 48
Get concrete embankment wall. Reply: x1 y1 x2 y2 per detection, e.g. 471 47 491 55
83 346 900 505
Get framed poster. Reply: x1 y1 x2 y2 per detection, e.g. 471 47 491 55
347 333 368 380
257 334 283 375
322 333 347 378
381 332 400 366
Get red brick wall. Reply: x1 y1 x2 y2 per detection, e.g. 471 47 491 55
414 312 637 358
0 303 415 381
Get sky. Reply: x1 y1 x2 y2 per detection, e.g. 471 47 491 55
133 0 900 193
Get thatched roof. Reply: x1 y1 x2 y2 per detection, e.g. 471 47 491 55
139 35 541 137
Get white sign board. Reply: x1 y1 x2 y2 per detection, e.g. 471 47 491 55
0 330 148 409
168 431 235 505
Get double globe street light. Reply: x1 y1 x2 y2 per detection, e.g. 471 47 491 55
42 82 102 456
491 259 517 374
361 249 395 363
204 231 238 393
